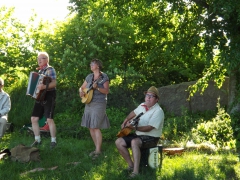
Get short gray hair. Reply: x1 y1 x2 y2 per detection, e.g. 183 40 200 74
38 52 49 63
0 77 4 85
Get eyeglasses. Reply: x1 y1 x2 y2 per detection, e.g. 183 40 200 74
145 94 156 99
37 57 47 60
90 62 96 66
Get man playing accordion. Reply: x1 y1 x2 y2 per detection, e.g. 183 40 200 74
30 52 57 149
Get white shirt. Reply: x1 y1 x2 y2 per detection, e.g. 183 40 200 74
134 102 164 137
0 90 11 119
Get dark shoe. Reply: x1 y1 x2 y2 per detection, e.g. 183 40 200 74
31 140 41 147
92 152 101 160
50 142 57 149
128 172 139 179
125 166 134 172
89 151 96 157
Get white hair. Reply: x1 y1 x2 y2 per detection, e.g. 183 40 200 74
38 52 49 63
0 77 4 85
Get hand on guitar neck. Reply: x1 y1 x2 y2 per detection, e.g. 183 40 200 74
92 83 98 90
116 112 144 137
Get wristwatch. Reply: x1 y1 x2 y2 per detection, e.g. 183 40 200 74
97 87 100 91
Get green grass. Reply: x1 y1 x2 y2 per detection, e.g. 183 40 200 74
0 130 240 180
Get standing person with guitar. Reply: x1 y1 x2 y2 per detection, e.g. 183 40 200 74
79 59 110 160
30 52 57 149
115 86 164 178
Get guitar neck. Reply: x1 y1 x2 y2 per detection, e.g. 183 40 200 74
88 75 103 92
130 112 144 126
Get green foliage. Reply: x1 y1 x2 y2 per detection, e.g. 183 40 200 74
230 112 240 150
0 6 37 82
0 1 208 125
38 0 208 111
4 73 34 127
162 112 201 141
166 0 240 149
191 107 235 148
102 107 128 141
54 111 85 139
162 105 236 150
40 0 207 92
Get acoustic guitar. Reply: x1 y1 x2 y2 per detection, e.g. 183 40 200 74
116 112 144 137
81 76 103 104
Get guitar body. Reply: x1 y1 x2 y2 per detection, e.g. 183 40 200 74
81 88 94 104
81 73 104 104
116 112 144 138
116 127 132 138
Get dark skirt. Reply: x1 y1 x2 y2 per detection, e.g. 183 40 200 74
81 102 110 129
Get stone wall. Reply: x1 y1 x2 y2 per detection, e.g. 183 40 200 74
158 78 229 116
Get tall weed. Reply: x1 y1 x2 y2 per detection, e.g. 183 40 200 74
191 106 235 149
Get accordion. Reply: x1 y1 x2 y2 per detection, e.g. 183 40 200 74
26 72 52 101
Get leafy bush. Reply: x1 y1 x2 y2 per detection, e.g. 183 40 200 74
162 112 200 141
54 111 85 139
230 112 240 150
191 106 235 149
5 75 35 127
102 107 128 141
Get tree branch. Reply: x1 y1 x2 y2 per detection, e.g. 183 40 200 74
191 0 209 9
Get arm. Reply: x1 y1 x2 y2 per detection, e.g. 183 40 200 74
37 79 56 90
136 125 154 132
121 111 136 129
37 67 57 90
79 80 87 98
124 113 155 132
0 94 11 116
47 79 56 89
95 80 109 94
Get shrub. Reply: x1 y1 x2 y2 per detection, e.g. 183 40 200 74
162 112 199 141
102 107 128 141
54 111 85 139
191 106 235 149
5 75 34 127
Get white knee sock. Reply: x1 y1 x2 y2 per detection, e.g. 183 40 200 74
35 136 41 142
51 137 56 143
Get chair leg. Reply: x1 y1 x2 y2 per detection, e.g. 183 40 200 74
158 145 163 171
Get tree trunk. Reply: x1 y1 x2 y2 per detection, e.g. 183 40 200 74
228 71 240 114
